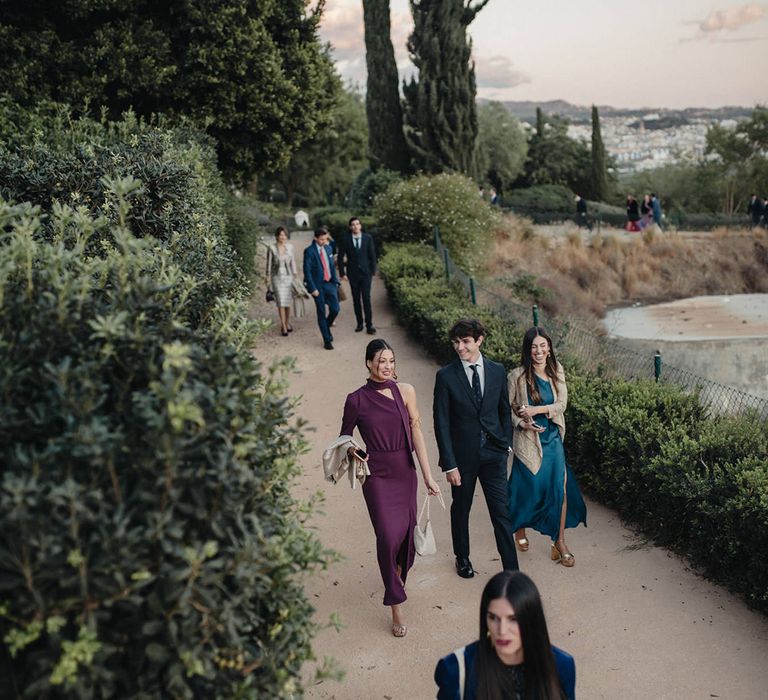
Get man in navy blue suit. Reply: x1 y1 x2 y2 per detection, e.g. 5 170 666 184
433 319 518 578
303 227 340 350
338 216 377 334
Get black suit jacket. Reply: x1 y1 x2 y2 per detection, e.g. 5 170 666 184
338 233 377 280
433 357 513 471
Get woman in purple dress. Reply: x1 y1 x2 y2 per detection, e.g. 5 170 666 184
340 339 441 638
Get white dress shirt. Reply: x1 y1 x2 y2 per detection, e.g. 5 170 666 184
461 354 485 395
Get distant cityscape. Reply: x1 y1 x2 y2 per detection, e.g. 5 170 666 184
496 100 754 174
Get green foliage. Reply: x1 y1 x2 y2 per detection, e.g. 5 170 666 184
705 105 768 213
0 104 246 320
346 168 404 214
589 105 609 201
402 0 490 174
378 243 522 366
477 102 528 194
224 194 262 286
362 0 410 173
0 200 328 696
311 208 376 241
374 173 500 269
504 273 550 304
266 85 368 207
505 184 576 213
566 372 768 611
0 0 339 182
522 114 592 194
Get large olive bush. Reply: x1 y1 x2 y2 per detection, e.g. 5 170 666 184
0 199 328 697
374 173 501 271
0 105 251 316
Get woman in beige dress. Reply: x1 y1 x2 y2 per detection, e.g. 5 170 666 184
266 226 297 336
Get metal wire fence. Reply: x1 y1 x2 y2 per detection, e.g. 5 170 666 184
433 227 768 420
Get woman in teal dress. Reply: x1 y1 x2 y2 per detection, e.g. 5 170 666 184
507 327 586 566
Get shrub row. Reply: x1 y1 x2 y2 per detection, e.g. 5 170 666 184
0 108 326 697
379 242 768 613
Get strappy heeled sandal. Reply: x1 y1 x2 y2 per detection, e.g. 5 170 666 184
392 623 407 638
551 541 575 567
515 535 530 552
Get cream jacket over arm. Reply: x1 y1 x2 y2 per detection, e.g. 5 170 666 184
508 363 567 475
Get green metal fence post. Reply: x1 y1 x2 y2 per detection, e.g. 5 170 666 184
443 248 450 281
469 277 477 304
532 304 539 326
654 350 662 382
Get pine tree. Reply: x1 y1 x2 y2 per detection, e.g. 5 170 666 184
590 105 609 201
403 0 490 174
363 0 410 173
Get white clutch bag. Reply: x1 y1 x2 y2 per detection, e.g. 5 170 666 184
414 491 445 556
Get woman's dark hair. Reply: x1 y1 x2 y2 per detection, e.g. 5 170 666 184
275 226 289 240
365 338 396 379
521 326 559 405
476 571 566 700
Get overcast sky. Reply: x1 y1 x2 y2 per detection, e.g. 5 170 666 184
319 0 768 109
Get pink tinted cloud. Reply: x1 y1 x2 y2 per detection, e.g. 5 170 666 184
681 3 767 41
319 1 414 83
475 54 530 89
699 3 765 33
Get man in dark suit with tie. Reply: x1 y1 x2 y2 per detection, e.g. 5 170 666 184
338 216 377 335
303 227 340 350
433 318 518 578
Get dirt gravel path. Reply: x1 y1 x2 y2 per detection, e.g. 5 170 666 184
252 231 768 700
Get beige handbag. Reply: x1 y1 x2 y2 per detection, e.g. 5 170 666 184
337 282 347 301
414 491 445 556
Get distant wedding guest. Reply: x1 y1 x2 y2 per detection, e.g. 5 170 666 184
339 339 440 638
762 197 768 229
508 327 586 567
574 195 591 231
625 195 640 232
489 187 499 206
651 193 663 231
435 570 576 700
338 216 378 335
747 194 762 227
266 226 297 337
303 226 340 350
639 194 653 229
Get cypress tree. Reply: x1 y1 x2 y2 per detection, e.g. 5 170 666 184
403 0 490 174
590 104 609 201
536 106 545 138
363 0 410 173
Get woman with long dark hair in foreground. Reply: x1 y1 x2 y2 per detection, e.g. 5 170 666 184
435 570 575 699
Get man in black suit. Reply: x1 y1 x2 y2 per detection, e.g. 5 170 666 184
338 216 377 335
303 227 340 350
433 319 518 578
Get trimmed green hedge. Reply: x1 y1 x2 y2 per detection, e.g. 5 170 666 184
380 242 768 613
0 198 329 697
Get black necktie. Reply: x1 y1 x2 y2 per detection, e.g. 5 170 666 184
470 364 482 405
355 237 360 250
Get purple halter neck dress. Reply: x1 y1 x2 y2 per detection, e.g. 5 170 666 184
340 379 417 606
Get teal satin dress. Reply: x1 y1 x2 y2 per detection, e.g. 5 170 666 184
508 375 587 540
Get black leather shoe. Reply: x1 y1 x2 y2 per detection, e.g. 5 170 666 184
455 557 475 579
366 326 377 335
355 324 364 332
324 341 334 350
328 333 334 342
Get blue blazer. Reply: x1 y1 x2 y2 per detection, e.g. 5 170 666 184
434 641 576 700
433 358 513 471
303 242 339 295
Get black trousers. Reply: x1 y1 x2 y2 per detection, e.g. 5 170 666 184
349 273 373 328
450 447 519 571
